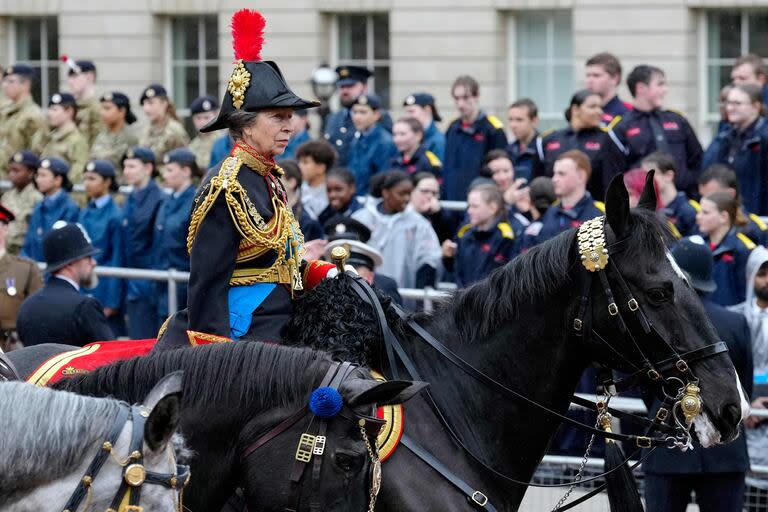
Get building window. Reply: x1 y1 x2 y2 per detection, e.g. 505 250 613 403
510 10 573 131
169 15 219 114
13 17 59 106
333 13 390 109
703 11 768 129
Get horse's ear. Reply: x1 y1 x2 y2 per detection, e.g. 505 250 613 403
637 169 657 211
343 379 429 407
143 371 183 452
605 173 630 238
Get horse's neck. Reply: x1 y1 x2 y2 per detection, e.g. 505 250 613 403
405 302 586 499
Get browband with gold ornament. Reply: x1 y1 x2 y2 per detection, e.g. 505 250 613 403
578 216 609 272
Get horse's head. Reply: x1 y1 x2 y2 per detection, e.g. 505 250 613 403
239 364 426 511
581 172 748 447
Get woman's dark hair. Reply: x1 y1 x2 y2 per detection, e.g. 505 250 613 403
226 110 261 142
394 117 424 143
280 159 302 189
704 190 748 227
326 167 356 187
370 170 411 198
296 140 337 170
412 171 438 188
483 149 512 167
564 89 600 122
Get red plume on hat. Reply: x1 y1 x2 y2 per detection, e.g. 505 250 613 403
231 9 266 62
59 54 81 74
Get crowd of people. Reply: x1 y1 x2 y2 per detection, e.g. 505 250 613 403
2 46 768 508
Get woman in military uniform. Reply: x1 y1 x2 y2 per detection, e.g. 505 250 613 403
156 9 337 349
136 84 189 164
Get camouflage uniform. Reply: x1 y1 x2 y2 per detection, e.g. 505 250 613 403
136 118 189 164
90 126 139 178
31 124 90 184
76 95 103 148
188 131 220 171
0 97 46 178
2 182 42 254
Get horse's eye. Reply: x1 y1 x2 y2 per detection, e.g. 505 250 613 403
647 288 668 303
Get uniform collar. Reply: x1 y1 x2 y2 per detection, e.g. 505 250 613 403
457 112 485 133
556 192 592 219
662 191 687 212
90 194 112 209
43 189 65 205
710 228 738 256
53 274 80 291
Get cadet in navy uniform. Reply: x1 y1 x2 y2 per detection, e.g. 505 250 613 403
121 146 165 338
154 148 199 321
17 223 114 347
21 157 80 261
79 159 124 336
533 89 627 201
702 83 768 216
697 191 756 306
505 98 540 183
347 93 398 195
323 215 402 305
614 65 703 196
642 151 698 238
442 183 517 287
324 65 392 166
698 164 768 246
403 92 445 161
317 167 365 225
644 237 752 512
584 52 631 124
527 150 605 247
390 117 442 176
443 75 508 200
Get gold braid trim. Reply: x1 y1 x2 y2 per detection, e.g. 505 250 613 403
186 151 306 290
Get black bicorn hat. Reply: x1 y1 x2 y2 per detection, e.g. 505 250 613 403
43 222 101 273
201 10 320 133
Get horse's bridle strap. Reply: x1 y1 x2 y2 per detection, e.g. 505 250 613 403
242 406 310 461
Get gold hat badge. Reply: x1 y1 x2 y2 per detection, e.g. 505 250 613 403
228 60 251 110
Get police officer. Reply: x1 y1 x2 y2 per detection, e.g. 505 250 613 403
0 64 46 178
79 159 124 336
64 58 102 147
614 65 703 196
17 222 114 347
187 95 221 171
443 75 508 200
90 92 138 176
0 204 42 351
533 89 627 201
403 92 445 161
697 191 755 306
347 93 398 195
642 151 699 238
527 150 605 247
389 116 442 176
121 147 165 339
323 65 392 166
31 92 89 183
154 148 199 320
323 215 402 305
644 236 752 512
3 151 42 254
21 157 80 261
702 83 768 216
136 84 189 164
698 163 768 246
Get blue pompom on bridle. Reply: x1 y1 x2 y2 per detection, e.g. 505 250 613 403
309 387 344 418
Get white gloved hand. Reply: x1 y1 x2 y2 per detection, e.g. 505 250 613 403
324 264 359 279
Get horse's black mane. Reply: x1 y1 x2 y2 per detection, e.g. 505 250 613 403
55 342 326 411
446 207 668 341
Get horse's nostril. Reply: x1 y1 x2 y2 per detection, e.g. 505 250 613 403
724 403 741 426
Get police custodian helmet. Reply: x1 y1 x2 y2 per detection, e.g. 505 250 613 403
201 9 320 133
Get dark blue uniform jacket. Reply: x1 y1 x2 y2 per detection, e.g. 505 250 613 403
22 191 80 261
122 180 165 302
79 196 124 310
707 229 755 307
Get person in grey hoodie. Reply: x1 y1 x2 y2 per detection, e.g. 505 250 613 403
731 245 768 494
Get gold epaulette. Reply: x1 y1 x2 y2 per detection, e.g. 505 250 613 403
737 232 757 250
497 222 515 240
688 199 701 212
486 115 504 130
593 201 606 213
425 150 442 167
666 220 683 240
750 213 768 231
457 223 472 238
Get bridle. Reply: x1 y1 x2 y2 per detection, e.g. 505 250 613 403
240 361 385 512
339 214 730 510
62 402 190 512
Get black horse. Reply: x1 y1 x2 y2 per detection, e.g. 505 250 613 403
40 341 426 511
283 174 750 511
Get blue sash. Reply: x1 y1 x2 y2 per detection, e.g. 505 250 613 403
228 283 276 339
